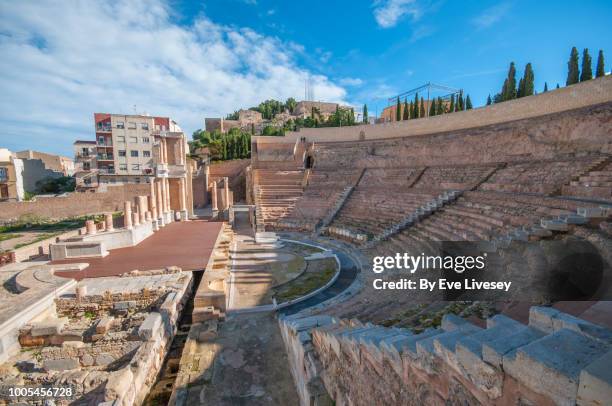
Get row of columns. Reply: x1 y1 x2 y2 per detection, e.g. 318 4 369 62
210 177 231 217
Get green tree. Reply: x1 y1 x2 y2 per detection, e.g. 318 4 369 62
413 92 419 118
457 90 464 110
580 48 593 81
363 104 368 123
437 97 444 114
420 97 426 117
486 94 492 105
402 98 409 120
517 78 525 98
449 94 455 112
429 98 436 116
466 95 473 109
395 98 401 121
556 83 560 89
596 50 605 78
566 47 580 85
543 82 548 92
501 62 517 101
285 97 297 113
523 63 534 96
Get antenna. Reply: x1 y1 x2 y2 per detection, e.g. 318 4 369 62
133 104 137 114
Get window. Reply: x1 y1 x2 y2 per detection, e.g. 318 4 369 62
143 150 151 157
118 150 126 157
135 177 141 183
130 150 139 157
117 136 126 143
81 148 89 156
97 136 105 145
141 123 149 130
83 162 91 170
119 164 127 171
129 136 138 143
0 167 7 182
116 121 125 129
128 122 137 129
142 136 150 143
132 164 140 170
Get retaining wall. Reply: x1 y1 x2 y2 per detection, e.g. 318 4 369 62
280 307 612 405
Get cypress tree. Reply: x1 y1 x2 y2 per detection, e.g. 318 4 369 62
517 78 525 98
403 98 409 120
413 93 419 118
556 83 560 89
523 63 534 96
437 97 444 114
457 90 464 110
486 94 492 105
363 104 368 123
420 97 425 117
429 98 436 116
596 50 605 78
567 47 580 85
580 48 593 81
396 98 401 121
449 94 455 112
466 95 473 109
543 82 548 92
501 62 517 101
409 101 414 119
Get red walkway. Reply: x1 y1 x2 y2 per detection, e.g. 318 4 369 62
54 220 223 280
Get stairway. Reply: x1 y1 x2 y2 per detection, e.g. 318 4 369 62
560 155 612 200
280 306 612 405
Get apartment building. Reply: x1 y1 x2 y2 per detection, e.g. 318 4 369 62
74 113 193 219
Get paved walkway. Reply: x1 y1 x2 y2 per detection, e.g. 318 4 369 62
53 220 223 279
178 313 298 405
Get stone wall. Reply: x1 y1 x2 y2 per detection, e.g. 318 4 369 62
209 159 250 203
280 307 612 406
310 102 612 169
0 184 150 224
255 75 612 146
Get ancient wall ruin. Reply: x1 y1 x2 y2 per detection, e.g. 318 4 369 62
0 184 150 223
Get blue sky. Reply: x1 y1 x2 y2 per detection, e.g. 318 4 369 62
0 0 611 157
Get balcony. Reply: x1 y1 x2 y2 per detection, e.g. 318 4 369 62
97 141 113 147
97 154 114 161
98 168 115 174
96 126 112 133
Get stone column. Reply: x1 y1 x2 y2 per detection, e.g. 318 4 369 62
138 196 147 224
156 180 164 222
211 180 218 216
179 178 187 220
161 138 167 164
124 201 133 230
149 181 158 220
85 220 97 235
165 178 171 212
145 211 152 221
160 178 167 213
133 209 140 226
224 177 230 208
204 165 210 205
105 213 114 232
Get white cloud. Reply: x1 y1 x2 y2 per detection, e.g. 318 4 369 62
471 3 511 29
409 25 435 42
372 0 423 28
339 77 364 87
0 0 346 156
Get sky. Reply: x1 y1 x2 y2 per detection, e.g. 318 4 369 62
0 0 611 157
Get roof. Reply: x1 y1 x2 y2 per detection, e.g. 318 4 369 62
74 140 97 144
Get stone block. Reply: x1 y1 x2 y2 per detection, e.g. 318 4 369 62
43 358 79 372
483 326 544 371
31 318 68 337
95 353 115 366
138 312 162 341
114 301 137 310
577 207 606 218
441 314 471 331
96 317 115 334
503 329 609 406
577 350 612 406
104 367 133 402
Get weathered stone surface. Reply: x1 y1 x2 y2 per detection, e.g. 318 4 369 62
577 349 612 406
31 318 68 337
95 353 115 366
138 312 162 341
96 317 115 334
104 367 133 401
43 357 79 371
